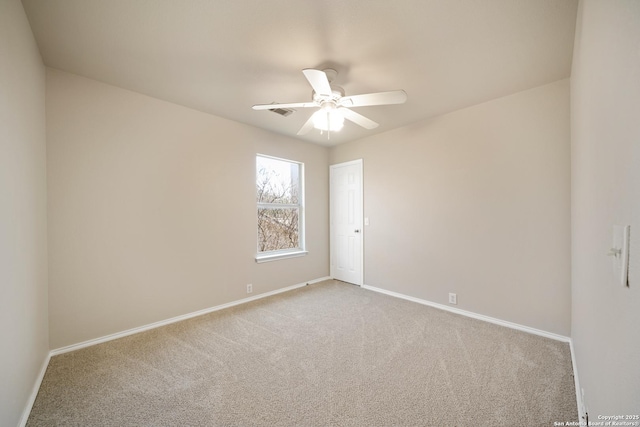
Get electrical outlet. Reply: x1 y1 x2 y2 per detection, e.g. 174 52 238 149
246 284 253 294
449 293 457 305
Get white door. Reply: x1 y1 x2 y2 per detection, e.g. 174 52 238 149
330 159 363 286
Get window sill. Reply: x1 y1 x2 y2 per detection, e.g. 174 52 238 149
255 250 308 263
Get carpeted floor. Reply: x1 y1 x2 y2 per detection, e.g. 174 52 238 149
27 280 577 426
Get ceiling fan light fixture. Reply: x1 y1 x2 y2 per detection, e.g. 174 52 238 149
312 109 344 132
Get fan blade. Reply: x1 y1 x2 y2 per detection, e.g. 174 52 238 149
252 102 317 110
297 114 316 135
340 108 379 129
340 90 407 107
302 69 332 97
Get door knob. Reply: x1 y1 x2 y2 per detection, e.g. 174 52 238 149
354 229 360 233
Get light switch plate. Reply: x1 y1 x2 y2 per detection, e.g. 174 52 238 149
612 225 630 287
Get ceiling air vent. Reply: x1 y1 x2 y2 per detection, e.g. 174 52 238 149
268 106 295 117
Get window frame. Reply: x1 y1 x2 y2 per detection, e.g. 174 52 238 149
255 154 307 263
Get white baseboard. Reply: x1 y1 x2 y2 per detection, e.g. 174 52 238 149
570 339 585 423
19 352 51 427
50 276 331 356
361 284 570 342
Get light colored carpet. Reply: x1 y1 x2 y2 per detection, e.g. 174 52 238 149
27 280 577 426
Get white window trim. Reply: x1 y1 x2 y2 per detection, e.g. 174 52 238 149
255 249 308 263
255 154 305 262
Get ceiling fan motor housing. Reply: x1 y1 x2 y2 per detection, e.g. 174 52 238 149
313 86 345 104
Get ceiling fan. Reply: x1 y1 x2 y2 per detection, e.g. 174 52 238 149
252 68 407 136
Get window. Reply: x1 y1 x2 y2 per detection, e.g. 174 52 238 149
256 155 306 262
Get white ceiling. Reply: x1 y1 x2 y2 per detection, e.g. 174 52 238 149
22 0 578 146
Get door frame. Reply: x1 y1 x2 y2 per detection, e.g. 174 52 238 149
329 159 364 286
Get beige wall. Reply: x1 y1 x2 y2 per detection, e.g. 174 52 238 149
571 0 640 416
330 80 571 336
0 0 49 425
46 69 329 349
